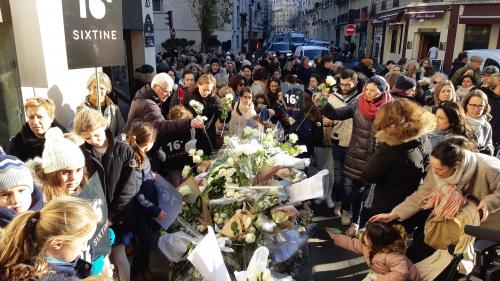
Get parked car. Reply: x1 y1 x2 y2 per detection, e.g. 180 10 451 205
294 46 330 64
308 40 330 48
465 49 500 70
269 42 292 57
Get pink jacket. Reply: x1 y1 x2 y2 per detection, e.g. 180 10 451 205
332 234 422 281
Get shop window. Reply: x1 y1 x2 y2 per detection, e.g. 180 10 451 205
390 28 398 53
153 0 163 12
393 0 399 8
463 25 491 50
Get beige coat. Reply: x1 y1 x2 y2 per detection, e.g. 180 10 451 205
393 153 500 221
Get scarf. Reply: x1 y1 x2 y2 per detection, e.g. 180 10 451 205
358 91 393 120
465 115 487 137
422 150 478 219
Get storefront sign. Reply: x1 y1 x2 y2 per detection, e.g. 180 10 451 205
144 14 154 47
62 0 124 69
405 7 445 20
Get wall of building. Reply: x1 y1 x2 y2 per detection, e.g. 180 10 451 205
10 0 96 127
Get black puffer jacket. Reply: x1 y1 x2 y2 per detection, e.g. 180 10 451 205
81 130 139 234
9 121 67 162
321 101 375 181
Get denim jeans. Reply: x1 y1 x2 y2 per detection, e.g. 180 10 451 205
332 143 347 203
342 177 369 226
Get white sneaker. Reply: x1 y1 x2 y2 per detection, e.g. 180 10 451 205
326 197 335 208
333 203 342 217
341 210 351 226
346 223 359 238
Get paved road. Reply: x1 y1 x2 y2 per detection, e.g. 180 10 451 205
297 203 368 281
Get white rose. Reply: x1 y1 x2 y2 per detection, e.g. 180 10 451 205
192 155 202 164
196 149 204 156
225 189 235 198
188 148 196 156
196 224 207 232
288 133 298 144
298 145 307 153
225 93 234 103
178 185 192 196
181 165 191 178
326 75 336 86
245 233 256 243
223 136 231 145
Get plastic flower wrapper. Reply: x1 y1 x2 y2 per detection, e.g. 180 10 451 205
234 246 292 281
265 226 308 264
158 231 201 263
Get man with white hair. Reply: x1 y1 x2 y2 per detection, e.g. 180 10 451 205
125 72 204 135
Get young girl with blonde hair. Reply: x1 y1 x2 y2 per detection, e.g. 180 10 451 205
0 196 98 280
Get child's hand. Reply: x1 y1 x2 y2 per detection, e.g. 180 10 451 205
325 227 341 240
156 210 168 221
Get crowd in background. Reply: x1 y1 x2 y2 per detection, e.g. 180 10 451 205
0 47 499 281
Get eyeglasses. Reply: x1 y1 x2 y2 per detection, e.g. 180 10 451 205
467 103 485 109
156 84 171 95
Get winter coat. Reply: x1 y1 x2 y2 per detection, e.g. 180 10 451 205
250 80 267 97
125 84 191 136
448 60 466 79
133 158 161 231
9 121 67 162
392 153 500 221
81 130 138 234
327 89 360 147
228 101 257 137
296 65 313 85
465 115 494 155
362 111 435 215
321 101 376 181
152 129 193 172
77 96 125 137
332 234 422 281
0 185 44 228
485 89 500 148
183 88 222 155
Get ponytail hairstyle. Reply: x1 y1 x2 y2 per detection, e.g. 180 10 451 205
126 121 157 170
0 197 98 273
431 135 478 167
362 222 407 266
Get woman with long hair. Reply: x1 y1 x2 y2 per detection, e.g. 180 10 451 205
461 90 494 155
427 101 475 148
0 196 98 280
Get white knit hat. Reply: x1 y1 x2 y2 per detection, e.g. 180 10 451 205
42 127 85 173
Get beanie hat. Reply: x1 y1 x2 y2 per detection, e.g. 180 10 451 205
367 76 389 93
469 56 484 63
41 127 85 173
361 58 374 68
394 75 417 90
0 155 33 193
156 62 170 73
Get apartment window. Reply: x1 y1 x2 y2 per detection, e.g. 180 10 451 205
393 0 399 8
381 1 386 10
153 0 163 12
371 4 376 14
390 28 398 53
463 25 491 50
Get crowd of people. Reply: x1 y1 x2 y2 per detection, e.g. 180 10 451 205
0 48 499 281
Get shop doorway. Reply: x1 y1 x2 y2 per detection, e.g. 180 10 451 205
0 0 25 149
418 32 440 61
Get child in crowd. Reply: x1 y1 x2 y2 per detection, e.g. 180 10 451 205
73 109 138 281
126 121 166 278
0 155 43 228
153 105 195 186
27 127 113 276
228 87 257 137
0 196 98 280
327 222 422 281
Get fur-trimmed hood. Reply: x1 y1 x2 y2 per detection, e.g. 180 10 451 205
375 110 436 146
